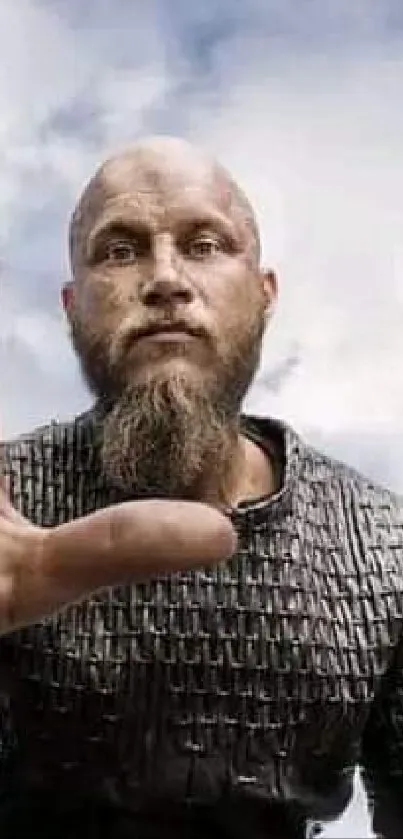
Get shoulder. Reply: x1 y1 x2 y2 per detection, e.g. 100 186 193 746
295 428 403 567
244 412 403 525
1 410 97 511
304 436 402 514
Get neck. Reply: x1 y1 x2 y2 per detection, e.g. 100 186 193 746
191 432 278 510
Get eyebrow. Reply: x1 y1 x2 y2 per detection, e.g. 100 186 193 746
85 214 148 261
84 204 241 261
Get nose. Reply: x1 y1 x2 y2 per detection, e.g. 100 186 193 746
140 238 193 307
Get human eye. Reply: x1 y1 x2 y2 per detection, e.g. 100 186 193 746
185 233 223 260
104 239 140 264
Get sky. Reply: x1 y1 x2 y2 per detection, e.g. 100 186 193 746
0 0 402 833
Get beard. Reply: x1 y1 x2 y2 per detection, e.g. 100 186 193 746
98 369 237 499
69 310 265 501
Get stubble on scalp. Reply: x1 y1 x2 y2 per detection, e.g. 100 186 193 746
69 137 261 273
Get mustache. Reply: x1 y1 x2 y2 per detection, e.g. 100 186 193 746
110 313 212 363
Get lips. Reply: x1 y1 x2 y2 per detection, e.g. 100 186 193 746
134 322 203 341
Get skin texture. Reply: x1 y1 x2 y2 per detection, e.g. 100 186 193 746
0 135 278 634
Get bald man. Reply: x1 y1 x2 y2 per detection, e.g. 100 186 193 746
0 137 402 838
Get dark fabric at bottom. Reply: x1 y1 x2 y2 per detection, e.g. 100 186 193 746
0 793 306 839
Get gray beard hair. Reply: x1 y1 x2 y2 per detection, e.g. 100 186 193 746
99 371 239 500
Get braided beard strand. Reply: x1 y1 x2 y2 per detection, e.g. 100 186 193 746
99 371 238 500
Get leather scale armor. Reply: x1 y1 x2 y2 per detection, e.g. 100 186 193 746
1 410 403 837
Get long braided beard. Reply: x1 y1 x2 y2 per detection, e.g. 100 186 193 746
98 370 238 500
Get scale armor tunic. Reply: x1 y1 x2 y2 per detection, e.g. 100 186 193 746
0 410 403 837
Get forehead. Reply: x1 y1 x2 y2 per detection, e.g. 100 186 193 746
77 152 240 234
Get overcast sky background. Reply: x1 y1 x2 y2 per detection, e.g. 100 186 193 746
0 0 401 833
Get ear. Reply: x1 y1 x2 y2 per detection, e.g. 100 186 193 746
61 281 75 316
261 268 278 314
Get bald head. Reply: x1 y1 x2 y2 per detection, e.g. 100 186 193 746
69 136 261 272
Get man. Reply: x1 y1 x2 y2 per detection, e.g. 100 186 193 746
0 136 402 838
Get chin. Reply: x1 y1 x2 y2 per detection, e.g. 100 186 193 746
127 355 207 385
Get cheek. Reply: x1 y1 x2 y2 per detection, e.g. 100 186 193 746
77 275 132 335
214 274 265 344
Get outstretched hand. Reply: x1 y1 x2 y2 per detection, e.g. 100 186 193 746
0 464 237 635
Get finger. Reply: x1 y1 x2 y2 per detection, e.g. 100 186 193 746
43 500 237 598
